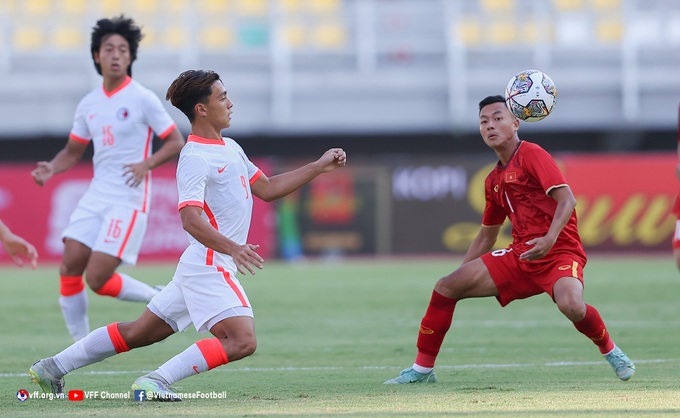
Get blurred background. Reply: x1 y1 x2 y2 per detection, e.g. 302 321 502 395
0 0 678 263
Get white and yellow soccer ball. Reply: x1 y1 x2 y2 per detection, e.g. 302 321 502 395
505 69 557 122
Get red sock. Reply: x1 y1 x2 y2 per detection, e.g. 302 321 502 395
106 322 130 353
414 290 457 368
195 338 229 370
573 304 615 354
60 275 84 296
95 273 123 297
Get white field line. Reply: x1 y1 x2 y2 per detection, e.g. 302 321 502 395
2 358 676 378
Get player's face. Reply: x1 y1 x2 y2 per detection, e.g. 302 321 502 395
206 80 233 129
94 34 131 80
479 102 519 148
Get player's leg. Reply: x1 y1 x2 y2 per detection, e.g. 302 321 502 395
59 239 92 342
385 258 498 384
133 315 254 401
87 208 160 302
553 276 635 381
85 252 159 302
59 204 109 341
29 308 174 395
131 265 253 401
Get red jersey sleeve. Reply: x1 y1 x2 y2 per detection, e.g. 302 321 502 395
481 171 506 226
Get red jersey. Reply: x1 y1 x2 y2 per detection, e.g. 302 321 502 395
481 141 585 259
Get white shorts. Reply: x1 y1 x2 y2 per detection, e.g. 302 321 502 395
62 201 147 266
148 261 253 333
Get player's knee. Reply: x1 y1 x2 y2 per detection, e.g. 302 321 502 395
241 336 257 357
434 274 458 298
84 274 105 292
557 300 586 322
231 336 257 360
60 260 86 277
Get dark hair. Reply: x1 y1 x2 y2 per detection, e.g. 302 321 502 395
166 70 222 123
479 95 506 113
90 15 143 76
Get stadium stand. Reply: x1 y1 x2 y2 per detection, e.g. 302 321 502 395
0 0 678 136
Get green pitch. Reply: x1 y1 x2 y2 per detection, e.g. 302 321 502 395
1 256 678 417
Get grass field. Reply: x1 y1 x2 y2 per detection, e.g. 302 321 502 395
1 256 678 417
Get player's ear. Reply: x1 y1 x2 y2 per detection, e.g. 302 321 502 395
194 102 207 117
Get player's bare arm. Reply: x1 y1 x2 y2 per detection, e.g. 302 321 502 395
520 185 577 261
251 148 347 202
123 128 185 187
31 139 89 186
179 205 264 275
0 220 38 269
462 224 501 263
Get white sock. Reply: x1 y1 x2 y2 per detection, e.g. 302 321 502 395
117 273 160 302
412 363 433 374
53 326 117 375
156 343 209 385
59 290 90 342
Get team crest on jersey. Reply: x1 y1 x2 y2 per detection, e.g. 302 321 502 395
117 107 130 120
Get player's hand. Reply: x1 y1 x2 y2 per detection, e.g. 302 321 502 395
231 243 264 275
31 161 54 186
2 233 38 269
318 148 347 173
519 236 554 261
123 161 150 187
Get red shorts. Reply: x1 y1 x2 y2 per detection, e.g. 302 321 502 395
480 247 586 307
673 193 680 249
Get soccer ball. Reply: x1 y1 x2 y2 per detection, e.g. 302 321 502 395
504 70 557 122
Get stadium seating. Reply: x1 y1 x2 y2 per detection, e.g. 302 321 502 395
0 0 678 136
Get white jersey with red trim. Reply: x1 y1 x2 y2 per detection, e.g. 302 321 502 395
70 76 177 212
176 134 263 271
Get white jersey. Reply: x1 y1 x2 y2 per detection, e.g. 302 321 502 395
176 134 263 271
70 76 177 212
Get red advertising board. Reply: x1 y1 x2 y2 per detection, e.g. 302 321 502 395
0 161 275 264
560 153 676 250
392 152 677 254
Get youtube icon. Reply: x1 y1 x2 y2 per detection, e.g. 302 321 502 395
68 390 84 402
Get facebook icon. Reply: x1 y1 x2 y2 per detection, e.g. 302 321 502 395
134 389 146 402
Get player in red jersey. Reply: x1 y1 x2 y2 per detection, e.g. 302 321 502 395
672 105 680 270
385 95 635 384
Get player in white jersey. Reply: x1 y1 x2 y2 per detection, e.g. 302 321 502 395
30 16 185 342
29 69 347 401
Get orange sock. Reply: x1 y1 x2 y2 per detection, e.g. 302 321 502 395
106 322 130 353
195 338 229 370
60 276 84 296
95 273 123 297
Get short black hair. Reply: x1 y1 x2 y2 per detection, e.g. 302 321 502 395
90 15 143 76
479 95 506 113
